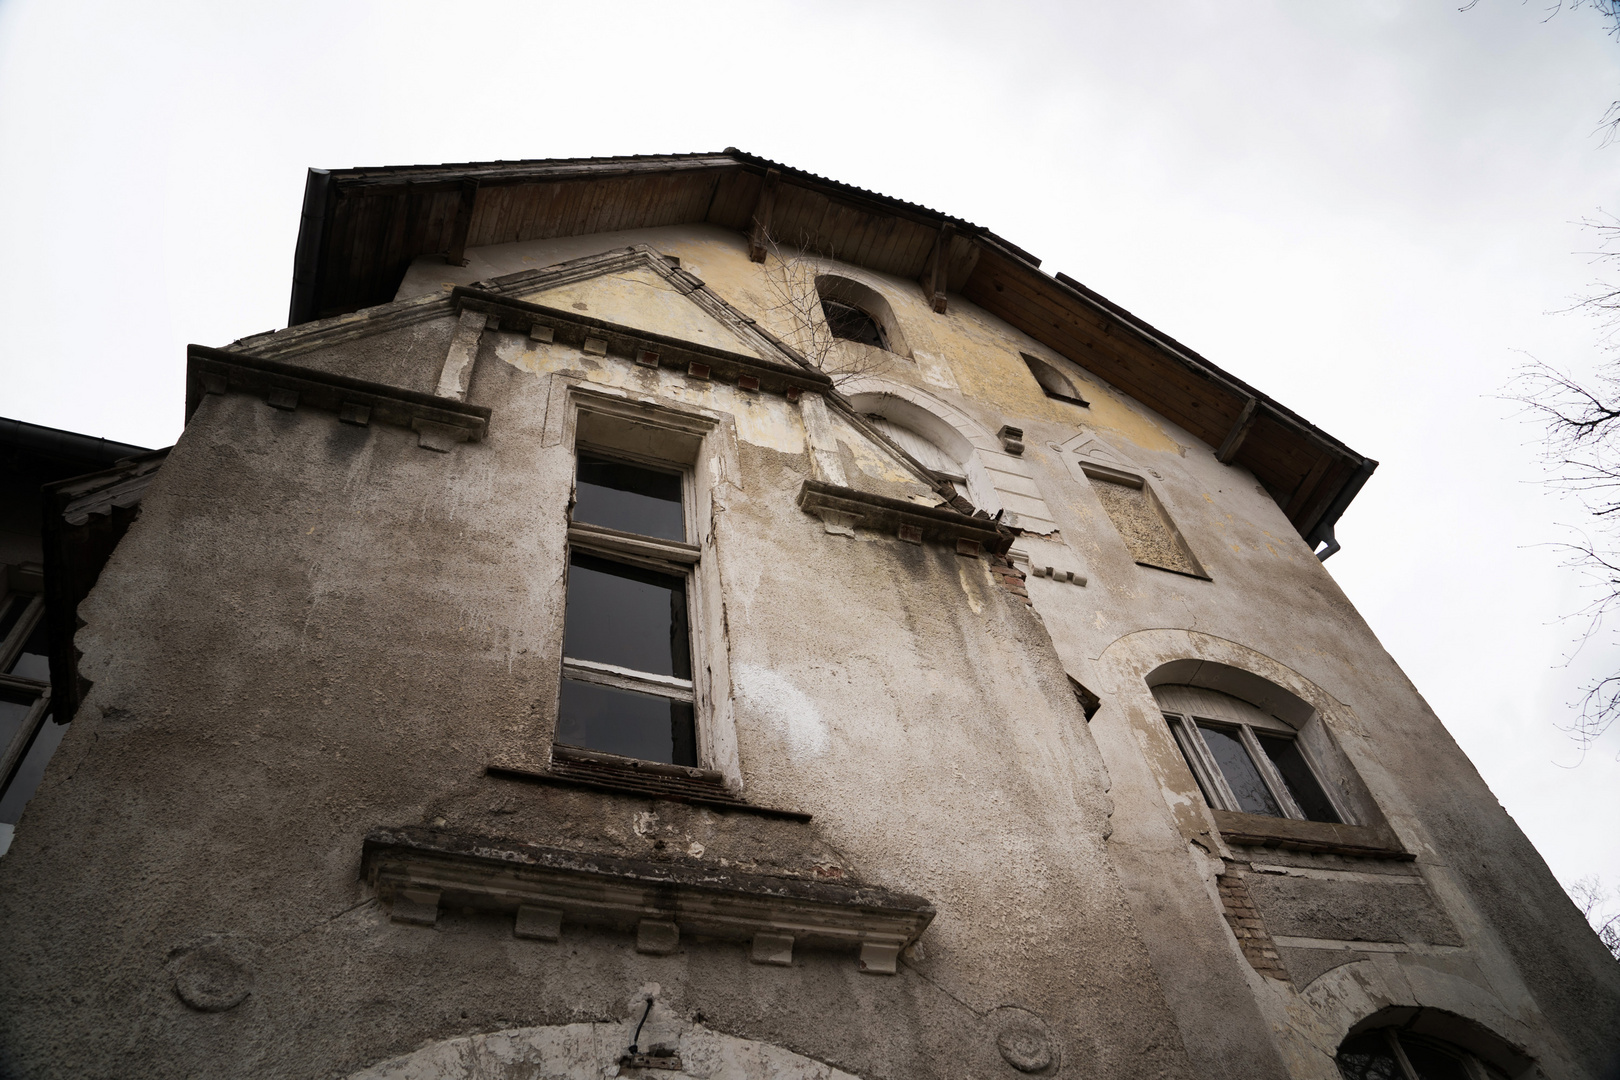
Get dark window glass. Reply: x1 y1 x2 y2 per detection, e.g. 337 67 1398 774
5 617 50 682
0 691 36 757
1258 733 1340 823
0 595 27 645
1400 1039 1472 1080
563 553 690 679
1197 722 1282 817
0 709 66 825
556 679 695 766
821 298 885 348
573 454 685 541
1335 1032 1403 1080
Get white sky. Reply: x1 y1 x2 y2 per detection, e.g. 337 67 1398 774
2 0 1616 896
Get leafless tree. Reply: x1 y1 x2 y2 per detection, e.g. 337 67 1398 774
1507 216 1620 750
1568 875 1620 958
1461 0 1620 141
752 231 891 388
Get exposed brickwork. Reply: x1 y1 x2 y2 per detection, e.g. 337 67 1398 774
1216 867 1290 981
987 554 1031 605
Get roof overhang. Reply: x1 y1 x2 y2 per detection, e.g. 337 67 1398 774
287 150 1375 551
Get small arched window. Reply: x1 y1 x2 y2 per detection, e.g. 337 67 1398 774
814 275 909 357
1155 684 1343 823
863 413 965 484
1022 353 1089 406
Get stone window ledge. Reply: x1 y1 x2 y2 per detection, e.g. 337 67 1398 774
361 826 935 974
1211 809 1413 860
487 744 812 822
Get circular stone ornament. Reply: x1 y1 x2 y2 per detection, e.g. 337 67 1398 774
990 1007 1058 1074
171 945 253 1012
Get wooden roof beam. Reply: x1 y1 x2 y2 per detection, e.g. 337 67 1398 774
746 168 781 263
1216 397 1259 464
444 178 479 267
920 223 955 313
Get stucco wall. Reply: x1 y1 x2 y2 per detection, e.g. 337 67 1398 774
0 224 1615 1079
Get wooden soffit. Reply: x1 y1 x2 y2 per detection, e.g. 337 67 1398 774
289 151 1374 545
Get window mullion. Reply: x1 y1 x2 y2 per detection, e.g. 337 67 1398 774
1242 725 1306 820
1291 738 1356 826
0 596 45 672
1385 1031 1423 1080
0 687 51 791
1175 716 1239 812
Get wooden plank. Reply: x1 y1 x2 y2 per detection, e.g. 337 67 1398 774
1216 397 1259 463
445 179 479 266
921 223 954 313
747 168 780 261
1283 451 1335 518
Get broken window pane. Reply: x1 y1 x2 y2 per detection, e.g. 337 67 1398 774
1197 722 1282 817
821 298 885 349
556 678 695 766
1257 733 1339 823
573 454 685 541
563 553 690 679
1335 1032 1403 1080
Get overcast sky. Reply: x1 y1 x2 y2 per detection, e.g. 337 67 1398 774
2 0 1616 902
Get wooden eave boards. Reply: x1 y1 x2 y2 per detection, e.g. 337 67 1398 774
289 151 1374 543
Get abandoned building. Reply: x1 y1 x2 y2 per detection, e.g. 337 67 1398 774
0 150 1616 1079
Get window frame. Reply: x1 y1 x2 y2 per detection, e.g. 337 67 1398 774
1163 706 1350 825
0 589 55 854
559 444 704 766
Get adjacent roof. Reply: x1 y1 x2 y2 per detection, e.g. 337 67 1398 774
287 150 1375 552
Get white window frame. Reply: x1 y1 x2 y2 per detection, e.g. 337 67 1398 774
551 386 733 775
561 445 701 729
1160 698 1350 824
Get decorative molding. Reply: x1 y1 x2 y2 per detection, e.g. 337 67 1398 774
796 480 1013 554
361 826 933 972
186 346 490 443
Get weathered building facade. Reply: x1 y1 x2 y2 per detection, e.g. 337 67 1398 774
0 151 1615 1079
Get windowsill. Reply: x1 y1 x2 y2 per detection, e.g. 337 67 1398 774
1210 808 1412 860
487 745 812 822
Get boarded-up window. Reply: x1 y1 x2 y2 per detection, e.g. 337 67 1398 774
1084 466 1206 578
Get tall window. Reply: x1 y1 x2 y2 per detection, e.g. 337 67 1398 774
0 588 63 856
1156 684 1343 824
558 451 699 767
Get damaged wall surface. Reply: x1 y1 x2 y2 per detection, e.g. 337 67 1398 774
0 154 1615 1080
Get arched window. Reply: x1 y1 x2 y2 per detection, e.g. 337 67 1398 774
822 298 886 349
863 413 965 483
814 275 909 357
1021 352 1089 406
1337 1027 1515 1080
1154 683 1344 823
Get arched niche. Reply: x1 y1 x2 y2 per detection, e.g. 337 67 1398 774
815 274 912 359
845 389 1001 514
